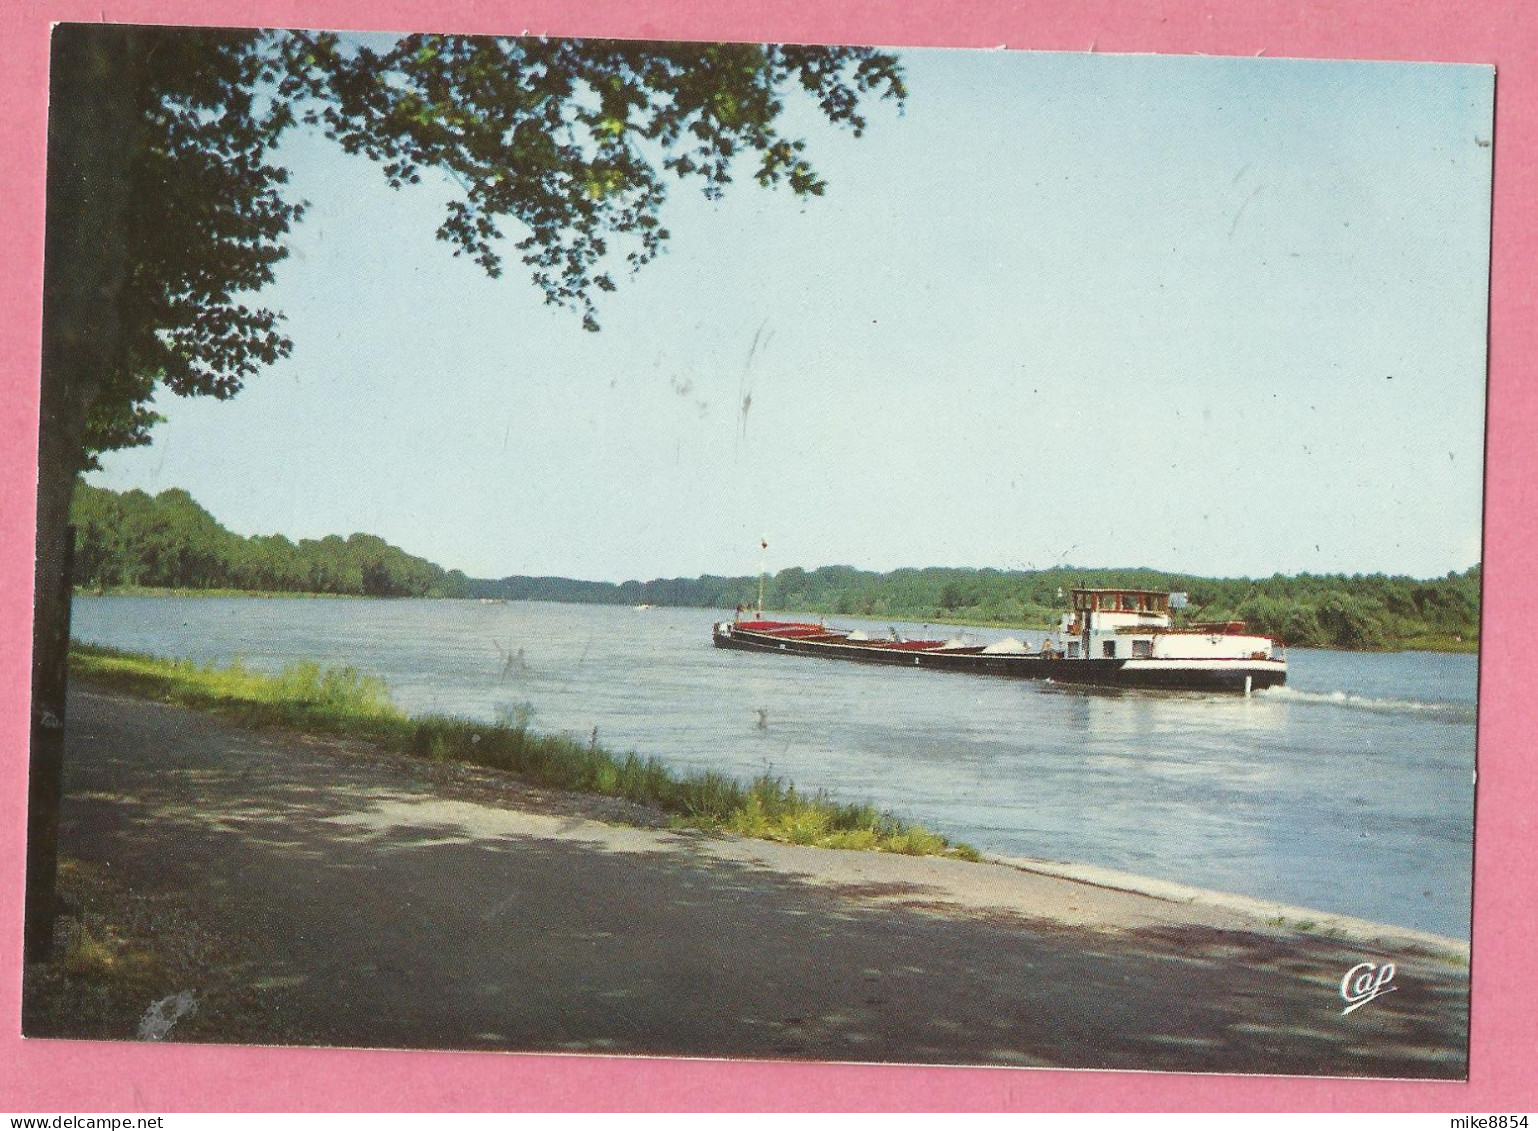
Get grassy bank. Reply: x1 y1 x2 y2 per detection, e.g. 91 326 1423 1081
1391 633 1481 655
76 585 349 599
69 644 979 860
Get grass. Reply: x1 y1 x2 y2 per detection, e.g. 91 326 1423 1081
69 643 981 861
61 920 140 981
24 858 304 1042
77 585 350 599
1393 632 1480 654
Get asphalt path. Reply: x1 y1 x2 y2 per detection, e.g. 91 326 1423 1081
51 687 1469 1076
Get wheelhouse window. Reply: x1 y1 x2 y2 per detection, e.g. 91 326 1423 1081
1103 640 1117 658
1074 590 1174 616
1132 640 1153 658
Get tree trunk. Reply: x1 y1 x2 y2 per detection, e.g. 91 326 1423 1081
26 25 141 962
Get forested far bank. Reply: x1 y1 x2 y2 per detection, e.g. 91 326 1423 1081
70 484 1479 650
468 564 1481 652
70 484 469 598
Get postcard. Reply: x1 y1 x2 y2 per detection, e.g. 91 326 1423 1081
4 5 1525 1115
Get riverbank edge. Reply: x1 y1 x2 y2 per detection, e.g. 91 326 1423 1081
31 690 1469 1066
65 650 1469 964
66 644 981 861
72 590 1480 653
75 585 349 599
986 855 1468 961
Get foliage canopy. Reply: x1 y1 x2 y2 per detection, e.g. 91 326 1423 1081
71 483 468 598
80 25 905 466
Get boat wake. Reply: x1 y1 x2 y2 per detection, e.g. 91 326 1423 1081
1257 685 1476 723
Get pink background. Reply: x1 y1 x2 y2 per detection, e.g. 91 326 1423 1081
1 0 1533 1112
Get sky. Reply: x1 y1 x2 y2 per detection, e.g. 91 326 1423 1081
86 45 1494 583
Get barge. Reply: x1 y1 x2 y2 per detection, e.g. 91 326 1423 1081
712 587 1286 693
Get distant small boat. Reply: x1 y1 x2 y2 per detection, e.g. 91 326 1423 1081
713 587 1285 693
634 603 654 611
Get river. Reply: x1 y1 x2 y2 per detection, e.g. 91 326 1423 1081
71 595 1478 939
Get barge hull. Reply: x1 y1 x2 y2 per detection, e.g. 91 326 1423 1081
713 626 1286 692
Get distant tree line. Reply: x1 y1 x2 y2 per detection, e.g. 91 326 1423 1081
71 484 1479 649
70 484 470 598
473 563 1481 651
469 574 752 608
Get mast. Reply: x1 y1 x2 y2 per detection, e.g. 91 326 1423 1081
757 536 767 615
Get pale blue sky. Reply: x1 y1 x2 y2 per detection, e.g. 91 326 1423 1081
89 46 1493 582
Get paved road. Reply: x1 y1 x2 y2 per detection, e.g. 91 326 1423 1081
52 687 1469 1076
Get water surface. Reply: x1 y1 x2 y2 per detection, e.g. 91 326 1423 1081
73 596 1478 938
